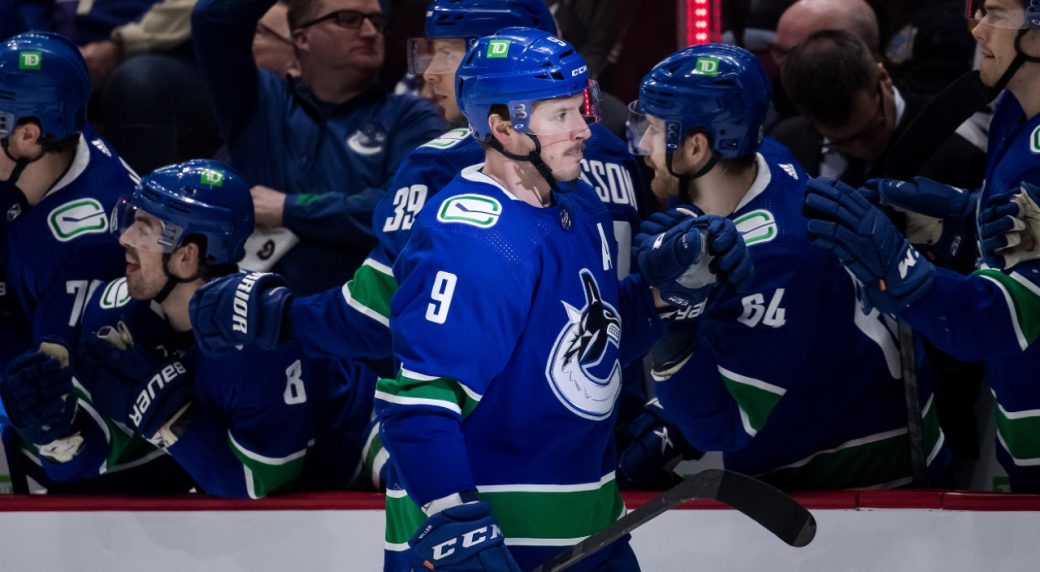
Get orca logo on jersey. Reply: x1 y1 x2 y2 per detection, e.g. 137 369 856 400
545 269 622 421
346 125 387 156
48 199 108 242
231 272 262 334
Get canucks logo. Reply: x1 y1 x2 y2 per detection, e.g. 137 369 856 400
544 269 622 421
347 124 387 156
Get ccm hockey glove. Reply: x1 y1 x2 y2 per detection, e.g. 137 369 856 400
409 501 521 571
189 271 293 356
617 398 703 490
805 177 935 314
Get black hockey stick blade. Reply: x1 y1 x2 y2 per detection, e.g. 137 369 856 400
531 469 816 572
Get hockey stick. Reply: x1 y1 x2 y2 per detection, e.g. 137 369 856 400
531 469 816 572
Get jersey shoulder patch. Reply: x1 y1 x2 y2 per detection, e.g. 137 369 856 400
421 128 473 150
47 198 109 242
1030 124 1040 155
734 209 778 247
97 278 131 310
436 194 503 228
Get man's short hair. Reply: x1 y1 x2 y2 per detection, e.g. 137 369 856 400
285 0 322 31
781 28 878 127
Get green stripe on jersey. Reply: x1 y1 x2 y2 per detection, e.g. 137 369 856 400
975 269 1040 347
376 374 478 417
760 429 913 489
384 479 624 546
993 394 1040 465
718 366 785 437
228 435 307 498
344 259 397 324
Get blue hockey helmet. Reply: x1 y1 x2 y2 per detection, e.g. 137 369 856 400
409 0 557 76
629 44 769 159
0 32 90 142
965 0 1040 28
113 160 255 266
455 27 598 140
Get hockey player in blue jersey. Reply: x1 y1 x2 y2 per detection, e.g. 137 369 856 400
621 44 949 490
804 0 1040 491
2 160 379 497
373 29 750 571
0 32 137 355
191 0 444 295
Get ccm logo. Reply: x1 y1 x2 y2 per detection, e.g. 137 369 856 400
431 524 502 560
571 65 588 77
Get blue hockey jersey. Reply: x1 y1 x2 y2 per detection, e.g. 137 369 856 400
192 0 445 294
289 122 649 363
0 128 136 354
375 170 661 571
897 93 1040 491
47 277 379 497
655 139 948 489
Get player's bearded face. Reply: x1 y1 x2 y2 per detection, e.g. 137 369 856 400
119 213 171 300
529 94 592 181
638 116 680 200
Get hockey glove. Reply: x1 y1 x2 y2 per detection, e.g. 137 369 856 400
632 207 702 253
0 344 78 445
636 215 754 308
409 501 521 571
78 325 193 444
804 177 935 314
863 177 977 266
617 398 702 490
979 183 1040 270
189 271 293 356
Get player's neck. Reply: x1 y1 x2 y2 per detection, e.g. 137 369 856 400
1009 76 1040 121
161 280 204 333
690 160 758 216
0 147 74 206
483 151 551 207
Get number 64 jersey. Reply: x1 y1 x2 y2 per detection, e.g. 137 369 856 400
376 170 661 570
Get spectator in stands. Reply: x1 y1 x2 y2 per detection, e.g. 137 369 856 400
253 1 300 77
192 0 444 295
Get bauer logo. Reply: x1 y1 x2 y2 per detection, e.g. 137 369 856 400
48 199 108 242
693 56 720 76
1031 125 1040 154
487 39 510 58
545 269 622 421
200 169 224 187
19 51 41 70
437 194 502 228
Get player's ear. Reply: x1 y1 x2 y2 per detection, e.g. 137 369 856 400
488 111 513 147
678 132 711 174
12 122 42 151
171 241 203 279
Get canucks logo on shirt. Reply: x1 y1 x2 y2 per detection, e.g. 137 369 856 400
544 269 622 421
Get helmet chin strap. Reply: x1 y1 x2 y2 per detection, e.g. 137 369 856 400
488 132 582 196
992 29 1040 93
666 149 718 203
1 137 45 187
154 252 201 304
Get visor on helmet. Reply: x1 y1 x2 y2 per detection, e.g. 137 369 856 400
111 196 184 253
519 79 601 138
625 100 672 156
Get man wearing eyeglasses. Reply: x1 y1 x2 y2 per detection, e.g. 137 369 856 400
191 0 444 296
777 29 987 192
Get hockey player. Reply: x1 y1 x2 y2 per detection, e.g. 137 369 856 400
623 44 949 489
0 31 137 356
374 29 750 571
803 0 1040 491
1 160 379 497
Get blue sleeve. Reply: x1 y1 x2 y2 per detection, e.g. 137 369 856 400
376 225 533 505
280 100 445 247
617 273 664 367
288 271 393 362
656 249 825 452
191 0 271 140
32 403 112 483
164 406 253 498
901 263 1040 361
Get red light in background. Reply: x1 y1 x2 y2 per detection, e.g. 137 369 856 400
685 0 722 46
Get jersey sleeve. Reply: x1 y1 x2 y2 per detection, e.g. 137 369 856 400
616 273 664 366
375 223 534 506
901 262 1040 360
656 248 825 451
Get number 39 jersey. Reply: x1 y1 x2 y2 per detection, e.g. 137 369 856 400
656 139 949 489
376 170 661 570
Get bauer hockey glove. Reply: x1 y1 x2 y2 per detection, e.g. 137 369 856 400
617 398 703 490
632 206 702 252
805 177 935 314
979 183 1040 270
409 500 521 571
636 215 754 308
862 177 977 266
0 343 78 446
189 271 293 356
